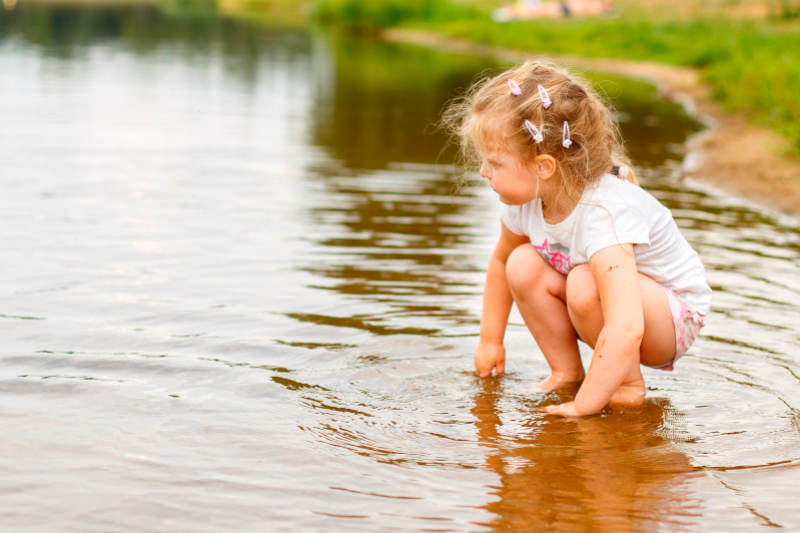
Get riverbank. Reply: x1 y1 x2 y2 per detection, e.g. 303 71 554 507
308 0 800 216
382 28 800 216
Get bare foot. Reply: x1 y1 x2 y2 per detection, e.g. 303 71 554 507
608 378 646 407
536 371 585 391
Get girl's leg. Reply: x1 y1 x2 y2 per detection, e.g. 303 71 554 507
565 264 676 364
565 264 676 403
506 244 584 389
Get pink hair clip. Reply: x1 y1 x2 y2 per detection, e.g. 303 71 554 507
538 84 552 108
524 120 544 143
562 121 572 148
508 79 522 96
618 165 629 180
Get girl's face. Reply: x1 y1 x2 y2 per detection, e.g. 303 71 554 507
479 150 540 206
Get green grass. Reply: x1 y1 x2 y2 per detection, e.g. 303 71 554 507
311 0 479 30
311 0 800 155
433 17 800 152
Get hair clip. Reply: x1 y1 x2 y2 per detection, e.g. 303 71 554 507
508 79 522 96
524 120 544 143
618 165 629 180
562 121 572 148
538 84 552 108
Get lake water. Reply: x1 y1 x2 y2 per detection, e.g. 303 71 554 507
1 4 799 531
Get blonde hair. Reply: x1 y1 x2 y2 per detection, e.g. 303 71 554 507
442 60 636 196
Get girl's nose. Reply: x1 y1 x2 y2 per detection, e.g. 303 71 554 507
479 161 490 179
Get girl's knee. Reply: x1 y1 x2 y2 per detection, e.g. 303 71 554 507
566 265 599 317
506 245 547 293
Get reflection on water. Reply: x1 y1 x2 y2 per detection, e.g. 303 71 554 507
311 34 477 169
1 4 799 531
473 380 700 532
302 168 482 335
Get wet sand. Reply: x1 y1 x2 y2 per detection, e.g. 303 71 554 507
384 29 800 217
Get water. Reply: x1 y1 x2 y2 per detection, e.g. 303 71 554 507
1 4 799 531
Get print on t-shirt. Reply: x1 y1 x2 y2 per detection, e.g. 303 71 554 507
533 239 573 275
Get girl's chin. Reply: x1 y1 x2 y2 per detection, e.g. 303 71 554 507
493 189 535 206
499 197 529 206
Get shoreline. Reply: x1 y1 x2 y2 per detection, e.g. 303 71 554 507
384 28 800 218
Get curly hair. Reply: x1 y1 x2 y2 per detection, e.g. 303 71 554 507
442 59 636 197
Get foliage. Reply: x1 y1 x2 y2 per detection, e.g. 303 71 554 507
427 17 800 153
776 0 800 19
311 0 478 30
311 0 800 154
703 28 800 151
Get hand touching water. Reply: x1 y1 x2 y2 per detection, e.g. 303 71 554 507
474 340 505 377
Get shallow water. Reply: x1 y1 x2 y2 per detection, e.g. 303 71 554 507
1 4 799 531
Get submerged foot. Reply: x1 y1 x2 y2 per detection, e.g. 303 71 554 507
608 378 646 407
535 371 585 391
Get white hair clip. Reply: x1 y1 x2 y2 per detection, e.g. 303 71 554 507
619 165 629 180
538 84 552 108
524 120 544 143
562 121 572 148
508 79 522 96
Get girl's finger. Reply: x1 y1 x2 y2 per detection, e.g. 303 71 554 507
477 367 492 378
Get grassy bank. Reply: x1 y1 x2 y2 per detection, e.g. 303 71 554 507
311 0 480 30
312 0 800 155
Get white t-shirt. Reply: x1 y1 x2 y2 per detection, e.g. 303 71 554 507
500 174 712 315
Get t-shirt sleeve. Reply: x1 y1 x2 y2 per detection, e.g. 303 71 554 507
499 203 529 236
581 198 651 260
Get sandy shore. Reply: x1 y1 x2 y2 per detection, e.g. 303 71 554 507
385 29 800 217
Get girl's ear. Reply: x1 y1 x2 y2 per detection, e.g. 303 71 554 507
536 155 557 181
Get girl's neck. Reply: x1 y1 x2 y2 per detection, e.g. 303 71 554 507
541 183 583 224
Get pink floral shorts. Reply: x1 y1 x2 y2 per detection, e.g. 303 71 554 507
647 286 705 371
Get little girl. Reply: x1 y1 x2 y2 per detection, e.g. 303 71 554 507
444 61 711 417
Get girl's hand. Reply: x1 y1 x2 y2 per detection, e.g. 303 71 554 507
541 401 585 418
474 340 506 377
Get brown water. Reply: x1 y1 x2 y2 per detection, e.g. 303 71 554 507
1 4 799 531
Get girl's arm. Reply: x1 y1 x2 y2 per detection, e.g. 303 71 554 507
475 219 530 377
548 243 645 416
